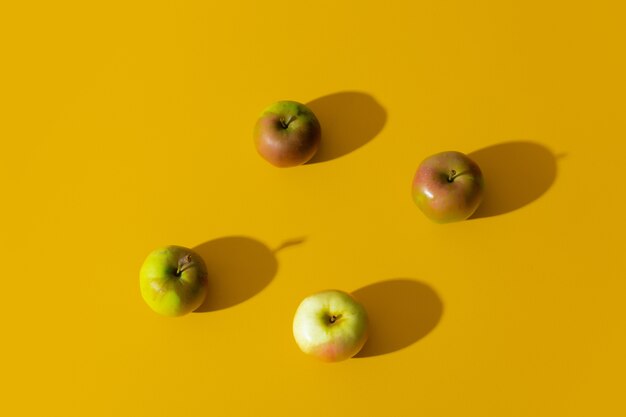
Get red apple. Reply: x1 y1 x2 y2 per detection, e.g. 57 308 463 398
253 101 321 167
412 151 484 223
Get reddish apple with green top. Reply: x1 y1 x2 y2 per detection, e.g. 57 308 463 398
412 151 485 223
292 290 369 362
253 100 321 167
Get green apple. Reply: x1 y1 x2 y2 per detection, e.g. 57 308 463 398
412 151 485 223
292 290 368 362
253 100 321 167
139 246 208 317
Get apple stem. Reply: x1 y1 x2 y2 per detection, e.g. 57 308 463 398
176 254 193 276
329 315 338 324
448 169 458 182
281 115 296 128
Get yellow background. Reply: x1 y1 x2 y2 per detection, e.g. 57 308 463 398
1 1 625 415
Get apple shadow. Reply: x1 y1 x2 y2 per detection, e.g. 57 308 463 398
193 236 303 312
469 141 559 219
352 279 443 358
306 91 386 163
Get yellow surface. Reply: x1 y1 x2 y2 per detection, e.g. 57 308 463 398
1 1 625 415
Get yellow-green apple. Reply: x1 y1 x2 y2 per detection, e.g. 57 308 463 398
412 151 484 223
292 290 368 362
139 246 208 317
253 100 321 167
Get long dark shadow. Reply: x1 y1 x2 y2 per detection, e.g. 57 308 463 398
306 91 386 163
469 141 559 219
192 237 277 312
352 279 443 358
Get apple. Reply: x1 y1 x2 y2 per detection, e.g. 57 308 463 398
253 100 321 167
139 245 208 317
412 151 484 223
292 290 368 362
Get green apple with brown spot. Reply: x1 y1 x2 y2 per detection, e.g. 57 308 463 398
292 290 369 362
253 100 321 167
412 151 485 223
140 246 208 317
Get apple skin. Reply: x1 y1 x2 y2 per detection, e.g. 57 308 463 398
412 151 484 223
292 290 368 362
139 246 208 317
253 100 321 167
